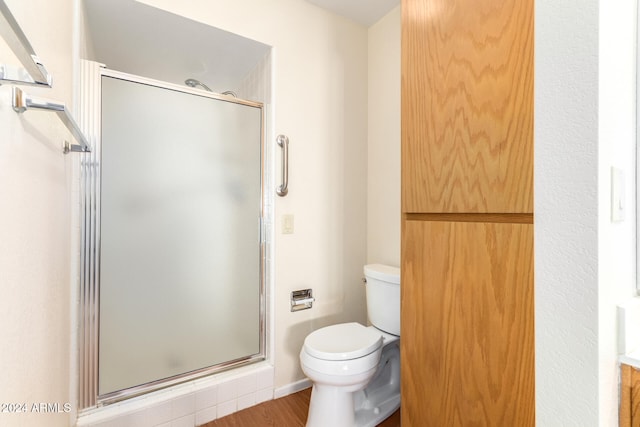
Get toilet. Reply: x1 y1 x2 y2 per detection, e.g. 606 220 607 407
300 264 400 427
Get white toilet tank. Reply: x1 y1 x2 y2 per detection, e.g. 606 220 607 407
364 264 400 336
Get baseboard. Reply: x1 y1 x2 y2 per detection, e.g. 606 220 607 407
274 378 312 399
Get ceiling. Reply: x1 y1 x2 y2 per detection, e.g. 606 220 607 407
83 0 270 91
82 0 399 94
306 0 400 26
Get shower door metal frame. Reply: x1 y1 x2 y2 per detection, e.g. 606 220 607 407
78 64 267 409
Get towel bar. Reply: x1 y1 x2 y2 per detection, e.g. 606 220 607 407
0 0 52 87
12 86 91 153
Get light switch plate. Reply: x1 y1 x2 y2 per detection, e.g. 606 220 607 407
282 214 294 234
611 167 625 222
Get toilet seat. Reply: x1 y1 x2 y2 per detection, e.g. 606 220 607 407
303 322 383 361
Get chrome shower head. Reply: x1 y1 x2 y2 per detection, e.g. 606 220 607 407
185 79 237 97
184 78 212 92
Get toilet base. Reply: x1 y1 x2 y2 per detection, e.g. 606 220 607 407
306 383 358 427
353 340 400 427
305 339 400 427
354 393 400 427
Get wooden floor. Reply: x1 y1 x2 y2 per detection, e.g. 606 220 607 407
201 387 401 427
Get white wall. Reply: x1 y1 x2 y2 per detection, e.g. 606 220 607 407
598 0 638 425
137 0 370 389
367 6 401 268
536 0 638 425
535 0 599 424
0 0 75 426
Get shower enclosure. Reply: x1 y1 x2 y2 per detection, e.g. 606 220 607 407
78 64 266 406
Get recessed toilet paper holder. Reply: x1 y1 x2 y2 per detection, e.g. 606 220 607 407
291 289 315 312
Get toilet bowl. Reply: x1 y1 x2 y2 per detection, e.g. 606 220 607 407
300 264 401 427
301 323 383 427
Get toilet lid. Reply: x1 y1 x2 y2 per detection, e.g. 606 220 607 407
303 323 383 361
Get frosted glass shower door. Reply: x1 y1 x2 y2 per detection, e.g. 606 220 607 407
98 76 264 396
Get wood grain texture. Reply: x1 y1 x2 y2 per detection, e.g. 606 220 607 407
401 0 533 213
201 389 309 427
401 220 534 426
621 364 632 427
620 364 640 427
405 212 533 224
200 388 401 427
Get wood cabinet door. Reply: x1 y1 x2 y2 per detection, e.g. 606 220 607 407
621 364 640 427
401 220 534 426
401 0 533 213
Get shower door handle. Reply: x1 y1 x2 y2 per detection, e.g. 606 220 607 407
276 135 289 197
